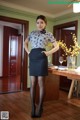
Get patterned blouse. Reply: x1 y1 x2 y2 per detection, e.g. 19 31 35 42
28 30 55 49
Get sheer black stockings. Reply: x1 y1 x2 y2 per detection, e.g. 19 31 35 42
30 76 45 117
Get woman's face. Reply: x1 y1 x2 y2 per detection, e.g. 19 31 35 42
36 19 46 31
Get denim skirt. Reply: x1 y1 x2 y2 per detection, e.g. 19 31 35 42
29 48 48 76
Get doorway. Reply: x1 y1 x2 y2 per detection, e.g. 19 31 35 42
0 16 29 93
53 21 78 91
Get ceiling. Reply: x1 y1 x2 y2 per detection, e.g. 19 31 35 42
0 0 75 18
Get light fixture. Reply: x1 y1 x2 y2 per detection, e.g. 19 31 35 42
73 2 80 13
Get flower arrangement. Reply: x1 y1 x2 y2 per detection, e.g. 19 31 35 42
58 34 80 56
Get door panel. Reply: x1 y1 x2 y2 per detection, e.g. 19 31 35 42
9 36 18 76
3 26 18 77
9 35 22 76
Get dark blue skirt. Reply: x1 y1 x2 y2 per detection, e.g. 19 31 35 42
29 48 48 76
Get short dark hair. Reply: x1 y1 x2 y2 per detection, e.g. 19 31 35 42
36 15 47 24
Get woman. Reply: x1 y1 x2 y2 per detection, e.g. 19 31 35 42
24 15 59 118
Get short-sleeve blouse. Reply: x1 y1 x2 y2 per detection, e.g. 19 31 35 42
28 30 55 49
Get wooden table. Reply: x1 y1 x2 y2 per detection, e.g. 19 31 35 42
49 67 80 99
36 67 80 105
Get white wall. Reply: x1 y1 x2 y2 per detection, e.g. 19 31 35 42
0 25 3 76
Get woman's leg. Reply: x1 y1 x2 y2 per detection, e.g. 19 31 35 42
30 76 37 117
37 76 45 117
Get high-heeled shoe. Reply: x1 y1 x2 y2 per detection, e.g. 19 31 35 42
31 106 36 118
36 108 43 117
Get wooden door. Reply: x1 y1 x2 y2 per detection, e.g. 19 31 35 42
1 26 22 93
3 26 18 76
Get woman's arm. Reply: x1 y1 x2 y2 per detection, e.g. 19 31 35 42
44 41 59 56
24 38 30 55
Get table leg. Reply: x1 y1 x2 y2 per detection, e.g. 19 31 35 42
68 79 75 99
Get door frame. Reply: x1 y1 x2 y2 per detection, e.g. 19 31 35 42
0 15 29 91
53 20 78 64
53 20 78 35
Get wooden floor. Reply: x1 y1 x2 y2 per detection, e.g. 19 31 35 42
0 91 80 120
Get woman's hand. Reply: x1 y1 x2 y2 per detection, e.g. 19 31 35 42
42 51 49 56
28 51 30 55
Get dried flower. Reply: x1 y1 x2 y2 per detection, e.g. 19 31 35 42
58 34 80 56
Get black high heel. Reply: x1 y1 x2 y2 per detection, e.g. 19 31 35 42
31 105 36 118
36 108 43 117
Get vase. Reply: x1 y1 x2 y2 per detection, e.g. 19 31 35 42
67 56 76 69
